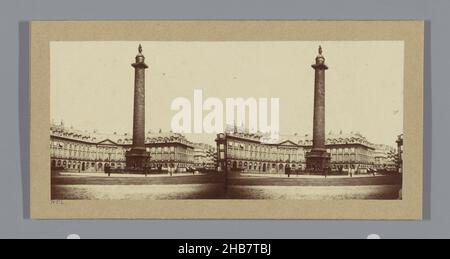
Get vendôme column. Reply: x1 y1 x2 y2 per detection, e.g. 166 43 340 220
125 44 151 171
305 46 331 174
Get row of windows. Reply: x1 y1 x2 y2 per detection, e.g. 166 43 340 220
51 148 125 160
227 142 304 155
225 141 374 156
52 159 196 170
223 143 374 163
228 141 277 152
50 141 110 151
228 147 303 156
227 150 304 162
150 153 193 161
51 141 194 153
145 146 193 155
331 154 374 163
230 161 305 171
51 141 195 164
52 151 194 162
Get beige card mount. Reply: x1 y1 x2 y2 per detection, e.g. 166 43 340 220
30 21 423 219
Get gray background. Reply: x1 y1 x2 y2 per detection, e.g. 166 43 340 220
0 0 445 239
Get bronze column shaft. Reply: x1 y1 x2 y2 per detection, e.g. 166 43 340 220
132 64 146 150
312 65 327 151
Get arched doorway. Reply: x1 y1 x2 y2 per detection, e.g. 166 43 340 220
51 160 56 168
232 161 237 170
262 163 266 172
81 162 85 171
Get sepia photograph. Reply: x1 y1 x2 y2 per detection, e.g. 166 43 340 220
49 41 404 201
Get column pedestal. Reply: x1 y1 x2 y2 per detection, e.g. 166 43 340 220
305 150 331 174
125 148 150 170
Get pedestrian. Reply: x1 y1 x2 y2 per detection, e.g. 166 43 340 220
285 166 291 178
105 164 111 177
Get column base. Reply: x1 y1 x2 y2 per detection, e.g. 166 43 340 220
125 148 150 171
305 149 331 174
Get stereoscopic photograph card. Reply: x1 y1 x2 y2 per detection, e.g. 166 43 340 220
29 21 424 219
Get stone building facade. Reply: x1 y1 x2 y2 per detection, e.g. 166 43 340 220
193 143 216 170
216 131 383 174
216 132 306 173
145 132 195 171
302 132 377 173
50 122 194 172
373 144 397 170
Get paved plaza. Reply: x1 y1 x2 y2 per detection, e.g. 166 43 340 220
51 172 402 200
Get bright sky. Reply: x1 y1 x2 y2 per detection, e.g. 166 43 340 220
51 41 404 146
